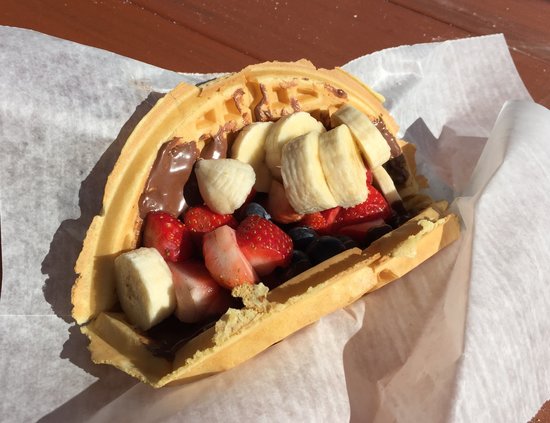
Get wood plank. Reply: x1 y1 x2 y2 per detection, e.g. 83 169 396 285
1 0 470 72
0 0 258 70
0 0 548 416
130 0 471 69
392 0 550 106
1 0 547 106
510 50 550 106
392 0 550 61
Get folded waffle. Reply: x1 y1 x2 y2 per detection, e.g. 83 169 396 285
71 60 460 387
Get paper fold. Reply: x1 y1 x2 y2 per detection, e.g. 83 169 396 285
2 27 548 423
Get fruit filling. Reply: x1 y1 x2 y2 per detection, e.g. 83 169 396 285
115 105 416 357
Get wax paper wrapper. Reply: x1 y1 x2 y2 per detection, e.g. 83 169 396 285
1 27 549 422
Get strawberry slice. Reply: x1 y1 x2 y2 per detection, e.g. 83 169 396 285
167 260 232 323
184 205 238 235
336 219 385 243
266 180 303 224
203 225 258 289
299 206 341 234
236 215 293 276
142 211 193 262
335 185 392 227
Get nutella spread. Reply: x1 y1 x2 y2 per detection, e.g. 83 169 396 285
279 80 297 89
200 121 236 159
373 117 401 158
138 138 199 218
373 117 408 187
232 88 245 114
290 97 301 112
254 83 273 122
383 154 410 189
324 83 347 99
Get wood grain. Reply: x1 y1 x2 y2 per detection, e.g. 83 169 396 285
1 0 468 70
0 0 549 417
0 0 257 69
1 0 547 106
128 0 469 67
392 0 550 61
393 0 550 106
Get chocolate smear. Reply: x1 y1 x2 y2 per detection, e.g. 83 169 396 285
383 154 410 189
138 139 199 218
232 88 245 114
253 83 273 122
290 97 301 112
324 83 347 99
373 117 401 158
200 121 236 159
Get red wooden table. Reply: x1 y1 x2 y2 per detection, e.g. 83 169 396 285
1 1 549 420
1 0 549 107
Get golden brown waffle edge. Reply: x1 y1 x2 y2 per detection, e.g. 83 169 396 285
71 60 460 387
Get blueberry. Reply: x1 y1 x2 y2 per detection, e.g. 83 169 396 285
387 212 414 229
364 224 393 247
336 235 359 250
287 226 318 250
305 236 347 265
284 250 312 279
243 202 271 220
290 250 309 264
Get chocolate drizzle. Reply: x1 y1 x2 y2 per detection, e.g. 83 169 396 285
383 154 409 189
371 117 409 191
200 121 236 159
253 83 273 122
324 83 347 99
232 88 245 114
373 117 401 158
290 97 301 112
138 139 199 218
279 80 297 89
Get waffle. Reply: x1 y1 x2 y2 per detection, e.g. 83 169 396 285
71 60 460 387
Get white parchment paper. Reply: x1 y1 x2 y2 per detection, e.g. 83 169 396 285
1 27 548 422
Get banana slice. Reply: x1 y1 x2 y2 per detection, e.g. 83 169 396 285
372 166 402 206
114 248 176 331
319 125 368 208
331 104 391 168
281 131 338 213
195 158 256 214
265 111 325 181
230 122 273 193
